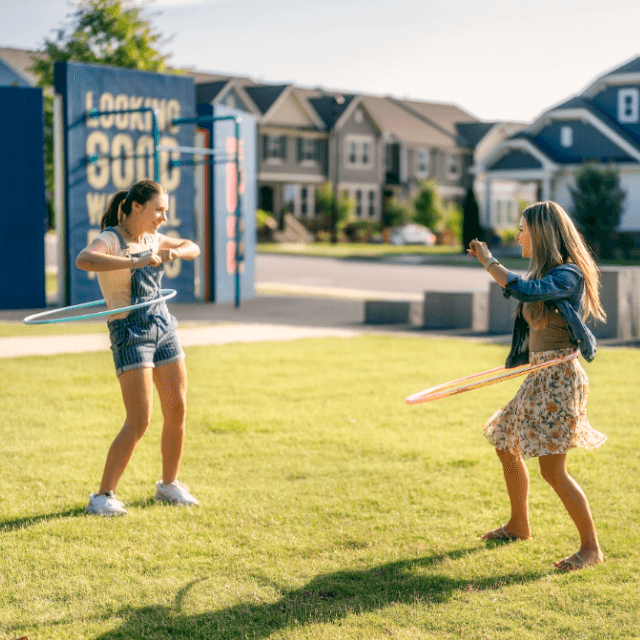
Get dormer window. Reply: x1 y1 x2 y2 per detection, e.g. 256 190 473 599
618 88 639 123
560 125 573 148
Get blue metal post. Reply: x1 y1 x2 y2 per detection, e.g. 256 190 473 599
234 118 241 307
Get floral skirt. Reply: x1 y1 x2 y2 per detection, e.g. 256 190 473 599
483 348 607 459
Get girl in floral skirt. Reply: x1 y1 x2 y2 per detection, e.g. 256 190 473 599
468 201 607 571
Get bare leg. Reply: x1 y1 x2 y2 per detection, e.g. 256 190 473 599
538 453 603 570
153 359 187 485
481 447 532 540
98 367 154 494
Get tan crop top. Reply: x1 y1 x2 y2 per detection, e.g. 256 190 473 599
522 304 574 353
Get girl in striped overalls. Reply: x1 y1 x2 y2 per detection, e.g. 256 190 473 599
76 180 200 516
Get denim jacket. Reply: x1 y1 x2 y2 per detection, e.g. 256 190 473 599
502 263 597 368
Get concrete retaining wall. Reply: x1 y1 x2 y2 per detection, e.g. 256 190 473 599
364 267 640 341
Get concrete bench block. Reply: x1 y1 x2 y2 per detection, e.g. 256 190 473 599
422 291 489 332
488 281 519 334
364 300 424 325
589 267 640 339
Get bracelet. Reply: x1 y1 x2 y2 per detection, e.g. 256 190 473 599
484 257 499 271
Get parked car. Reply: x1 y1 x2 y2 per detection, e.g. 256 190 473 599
389 223 436 246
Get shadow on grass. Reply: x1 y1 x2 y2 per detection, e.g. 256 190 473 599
93 546 548 640
0 506 87 532
0 497 160 533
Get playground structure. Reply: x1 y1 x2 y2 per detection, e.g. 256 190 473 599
0 60 256 310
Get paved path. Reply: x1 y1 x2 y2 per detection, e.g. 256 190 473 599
0 323 369 359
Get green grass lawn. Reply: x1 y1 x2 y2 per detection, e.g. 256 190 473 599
1 336 639 639
258 242 465 259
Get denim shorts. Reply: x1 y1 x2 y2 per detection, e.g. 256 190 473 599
108 312 184 377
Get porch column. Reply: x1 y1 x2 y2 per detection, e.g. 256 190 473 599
484 177 492 228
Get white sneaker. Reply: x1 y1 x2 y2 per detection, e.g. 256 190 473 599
86 491 127 516
155 480 199 506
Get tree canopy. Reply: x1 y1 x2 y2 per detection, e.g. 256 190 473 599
31 0 170 86
31 0 172 225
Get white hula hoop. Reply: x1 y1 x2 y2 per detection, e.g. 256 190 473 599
406 351 580 405
23 289 177 325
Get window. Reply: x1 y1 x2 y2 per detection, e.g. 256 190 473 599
345 136 374 168
560 125 573 148
385 145 394 171
348 141 357 164
224 93 239 109
447 154 459 179
263 135 287 161
618 88 639 123
417 149 429 175
301 187 308 216
506 200 513 222
368 190 376 217
356 190 362 217
298 138 319 163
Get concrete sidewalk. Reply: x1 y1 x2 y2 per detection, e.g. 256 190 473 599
0 323 369 358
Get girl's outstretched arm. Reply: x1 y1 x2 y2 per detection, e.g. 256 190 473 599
467 239 509 287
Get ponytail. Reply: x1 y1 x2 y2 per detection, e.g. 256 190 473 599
100 191 127 230
99 180 167 231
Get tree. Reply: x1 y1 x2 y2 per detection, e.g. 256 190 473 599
413 180 443 230
315 182 355 235
570 163 626 258
462 187 482 251
30 0 172 226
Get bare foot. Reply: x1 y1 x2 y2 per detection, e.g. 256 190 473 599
554 548 604 571
480 525 531 541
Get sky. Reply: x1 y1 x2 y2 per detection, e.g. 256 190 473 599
2 0 640 123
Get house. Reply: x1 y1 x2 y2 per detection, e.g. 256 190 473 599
199 74 481 226
0 46 43 87
473 56 640 234
1 46 482 229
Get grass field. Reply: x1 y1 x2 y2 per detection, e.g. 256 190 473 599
1 336 639 639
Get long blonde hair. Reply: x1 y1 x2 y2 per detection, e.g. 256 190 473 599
520 201 605 327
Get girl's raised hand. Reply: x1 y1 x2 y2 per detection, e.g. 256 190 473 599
467 238 492 264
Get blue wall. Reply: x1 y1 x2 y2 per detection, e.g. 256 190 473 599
0 87 46 309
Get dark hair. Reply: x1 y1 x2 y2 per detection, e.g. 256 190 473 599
100 180 167 230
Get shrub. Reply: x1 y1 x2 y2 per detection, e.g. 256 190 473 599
443 202 463 244
383 199 413 227
462 187 482 249
343 220 382 243
413 180 444 230
570 163 626 258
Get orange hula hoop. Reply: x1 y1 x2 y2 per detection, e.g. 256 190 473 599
405 351 580 405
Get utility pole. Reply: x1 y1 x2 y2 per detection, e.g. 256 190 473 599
331 95 345 244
